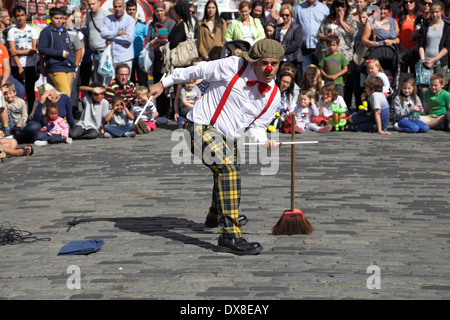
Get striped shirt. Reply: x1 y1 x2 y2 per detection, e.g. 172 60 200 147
105 79 136 108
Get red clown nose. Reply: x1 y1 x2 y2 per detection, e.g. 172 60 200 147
265 65 273 73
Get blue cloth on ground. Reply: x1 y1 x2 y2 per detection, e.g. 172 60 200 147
57 239 105 255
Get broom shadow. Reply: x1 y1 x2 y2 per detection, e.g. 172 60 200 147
66 216 217 252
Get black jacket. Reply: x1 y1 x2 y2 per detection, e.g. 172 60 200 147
274 22 303 63
417 19 450 67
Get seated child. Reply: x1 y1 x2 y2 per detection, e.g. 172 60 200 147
103 94 136 138
420 73 450 130
294 91 332 133
70 82 110 139
362 59 390 95
1 82 27 135
349 76 391 134
178 79 201 128
34 102 73 146
393 77 429 133
131 86 159 134
312 82 348 125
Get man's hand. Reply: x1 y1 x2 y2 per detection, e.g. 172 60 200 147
148 82 165 101
264 140 281 150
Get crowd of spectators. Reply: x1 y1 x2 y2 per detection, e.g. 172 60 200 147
1 0 450 160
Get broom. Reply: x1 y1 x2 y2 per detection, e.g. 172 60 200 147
272 112 314 235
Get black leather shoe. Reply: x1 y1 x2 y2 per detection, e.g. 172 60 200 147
217 237 263 255
205 215 249 228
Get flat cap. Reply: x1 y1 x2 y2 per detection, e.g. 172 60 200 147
243 38 285 62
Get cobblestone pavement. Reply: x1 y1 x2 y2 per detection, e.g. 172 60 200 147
1 122 449 302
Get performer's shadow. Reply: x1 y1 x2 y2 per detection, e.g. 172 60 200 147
66 216 217 252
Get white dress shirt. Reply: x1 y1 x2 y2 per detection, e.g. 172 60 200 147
162 56 281 143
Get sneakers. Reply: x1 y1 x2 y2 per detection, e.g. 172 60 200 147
66 137 73 144
136 120 150 134
34 140 48 146
123 131 136 138
103 132 112 138
318 124 332 133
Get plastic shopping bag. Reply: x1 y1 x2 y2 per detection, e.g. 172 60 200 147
139 43 154 74
98 45 114 77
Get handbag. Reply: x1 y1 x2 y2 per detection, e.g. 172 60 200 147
353 44 369 66
98 44 114 77
415 60 433 85
171 22 198 68
139 43 154 74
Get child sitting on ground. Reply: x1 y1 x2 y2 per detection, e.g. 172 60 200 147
312 82 348 126
1 82 27 135
421 73 450 130
103 95 136 138
299 64 322 102
293 91 332 133
34 102 73 146
70 82 110 139
393 77 429 133
349 76 391 135
363 59 390 95
131 86 159 134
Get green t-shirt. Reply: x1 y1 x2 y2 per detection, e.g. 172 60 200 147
424 89 450 116
319 52 349 85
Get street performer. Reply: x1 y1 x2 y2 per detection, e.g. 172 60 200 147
148 39 284 255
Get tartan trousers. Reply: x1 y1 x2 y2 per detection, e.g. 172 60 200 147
185 120 242 239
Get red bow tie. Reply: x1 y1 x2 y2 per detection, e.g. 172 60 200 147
246 80 271 95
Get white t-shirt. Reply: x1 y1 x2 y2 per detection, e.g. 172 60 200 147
7 24 39 67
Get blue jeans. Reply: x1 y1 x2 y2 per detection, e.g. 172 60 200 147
104 123 135 137
349 108 390 132
398 118 429 133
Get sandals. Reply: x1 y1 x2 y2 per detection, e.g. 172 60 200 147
20 145 34 157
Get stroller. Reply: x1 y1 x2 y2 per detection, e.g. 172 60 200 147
220 40 251 59
357 45 401 122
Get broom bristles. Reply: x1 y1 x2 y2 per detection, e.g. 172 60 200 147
272 209 314 235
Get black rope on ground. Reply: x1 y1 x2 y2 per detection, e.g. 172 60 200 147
0 221 51 245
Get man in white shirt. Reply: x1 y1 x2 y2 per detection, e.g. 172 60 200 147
7 5 39 113
149 39 284 255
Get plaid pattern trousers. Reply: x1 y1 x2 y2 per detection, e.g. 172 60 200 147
185 120 242 239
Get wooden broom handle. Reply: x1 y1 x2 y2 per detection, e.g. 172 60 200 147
290 112 295 211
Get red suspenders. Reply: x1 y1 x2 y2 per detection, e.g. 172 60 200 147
209 60 278 130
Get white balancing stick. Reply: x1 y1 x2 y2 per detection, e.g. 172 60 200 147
243 141 319 146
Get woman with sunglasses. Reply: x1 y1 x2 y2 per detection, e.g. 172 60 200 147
274 4 303 82
396 0 422 73
411 0 432 43
316 0 357 108
316 0 357 64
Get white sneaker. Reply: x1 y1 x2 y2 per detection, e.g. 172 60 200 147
393 122 399 131
66 137 73 144
34 140 48 146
